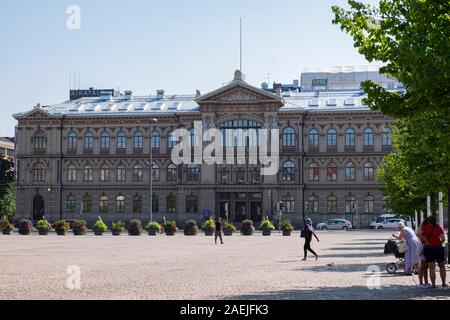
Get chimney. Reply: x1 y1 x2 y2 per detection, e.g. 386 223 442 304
100 91 112 101
156 90 165 99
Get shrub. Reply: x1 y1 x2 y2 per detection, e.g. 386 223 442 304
184 220 199 236
112 221 125 235
128 219 143 236
241 219 255 236
223 220 236 232
259 219 275 231
18 219 33 235
164 220 178 235
202 218 216 232
0 218 14 234
93 217 107 235
73 220 87 236
36 218 52 235
146 221 161 234
281 219 294 232
55 220 69 235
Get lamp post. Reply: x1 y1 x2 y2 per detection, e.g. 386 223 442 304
148 118 158 223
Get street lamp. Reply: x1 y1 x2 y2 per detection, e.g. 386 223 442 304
147 118 158 223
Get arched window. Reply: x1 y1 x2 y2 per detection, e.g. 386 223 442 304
345 162 355 181
309 129 319 148
133 164 143 182
116 195 125 213
67 164 77 182
84 165 93 182
99 195 109 213
282 195 295 213
345 128 355 147
168 131 177 149
327 128 337 147
363 128 374 146
82 194 92 213
84 132 93 149
327 162 337 181
282 161 296 181
117 131 127 149
186 163 199 181
68 132 77 149
282 127 296 147
186 195 198 213
167 163 177 181
327 196 337 214
66 195 76 212
364 195 374 214
152 131 160 149
152 194 159 213
100 132 110 149
133 194 142 213
34 131 46 151
345 195 356 214
100 164 109 181
382 128 392 146
167 194 176 213
134 131 143 149
309 163 319 181
117 165 126 181
363 162 375 181
151 163 160 181
308 195 319 214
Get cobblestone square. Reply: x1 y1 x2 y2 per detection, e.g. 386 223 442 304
0 230 449 300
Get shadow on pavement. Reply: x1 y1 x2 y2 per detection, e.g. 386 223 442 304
294 262 386 273
326 246 383 251
317 252 386 259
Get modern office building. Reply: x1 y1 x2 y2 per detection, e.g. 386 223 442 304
13 67 395 227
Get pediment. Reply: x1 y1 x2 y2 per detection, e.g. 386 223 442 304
14 107 53 119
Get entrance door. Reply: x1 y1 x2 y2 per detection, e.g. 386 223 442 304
235 201 247 222
251 201 263 223
33 195 45 220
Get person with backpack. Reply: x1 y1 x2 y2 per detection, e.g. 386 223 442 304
302 218 320 261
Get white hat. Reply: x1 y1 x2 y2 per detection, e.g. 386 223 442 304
397 222 405 229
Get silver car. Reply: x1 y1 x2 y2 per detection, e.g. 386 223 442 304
316 219 353 231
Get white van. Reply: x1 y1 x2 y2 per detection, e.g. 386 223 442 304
370 214 415 229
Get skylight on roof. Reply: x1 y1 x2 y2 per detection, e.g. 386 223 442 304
69 105 81 112
152 102 165 110
85 104 97 112
327 99 337 106
102 103 115 111
168 102 181 110
344 98 355 106
134 103 147 111
309 99 320 107
118 103 131 111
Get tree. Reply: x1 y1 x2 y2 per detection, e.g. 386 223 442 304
0 182 16 221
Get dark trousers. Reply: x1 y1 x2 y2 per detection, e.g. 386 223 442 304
304 241 317 258
215 231 223 244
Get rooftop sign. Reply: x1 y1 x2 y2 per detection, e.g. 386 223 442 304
70 88 114 101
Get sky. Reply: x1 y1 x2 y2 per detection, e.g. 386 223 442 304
0 0 378 137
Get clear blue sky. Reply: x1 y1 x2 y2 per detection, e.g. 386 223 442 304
0 0 377 137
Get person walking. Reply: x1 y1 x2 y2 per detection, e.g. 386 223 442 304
416 219 430 288
392 222 420 276
418 216 447 288
302 218 319 261
215 217 224 245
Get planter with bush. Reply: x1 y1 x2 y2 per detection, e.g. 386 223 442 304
184 220 199 236
55 220 69 235
93 217 107 236
146 221 161 236
128 219 143 236
259 219 275 236
36 218 52 235
0 218 14 235
281 220 294 236
164 220 178 236
73 220 87 236
202 218 215 236
223 221 236 236
18 219 33 235
112 221 125 236
240 219 255 236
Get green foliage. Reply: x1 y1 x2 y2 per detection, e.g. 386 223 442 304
164 220 178 234
0 217 14 233
259 219 275 231
184 220 199 235
128 219 142 236
73 220 87 235
281 220 294 232
223 220 236 233
240 219 255 235
36 218 52 231
18 219 33 235
111 221 125 233
55 220 69 235
0 182 16 221
201 218 215 232
93 217 107 233
145 221 161 232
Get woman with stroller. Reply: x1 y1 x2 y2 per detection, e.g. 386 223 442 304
392 222 420 276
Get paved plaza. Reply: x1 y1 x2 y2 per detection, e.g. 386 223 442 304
0 230 449 300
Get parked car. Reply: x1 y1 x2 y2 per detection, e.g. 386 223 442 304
316 219 352 231
370 218 405 230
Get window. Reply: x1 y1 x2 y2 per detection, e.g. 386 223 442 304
363 163 375 181
186 195 198 213
99 195 109 213
84 132 93 149
168 131 177 149
152 131 160 149
133 194 142 213
34 131 46 151
308 196 319 214
68 132 77 149
100 165 109 181
167 194 176 213
383 197 392 214
84 165 93 182
220 120 261 147
220 169 231 184
167 163 177 181
133 164 143 182
100 132 110 149
235 171 245 184
189 128 199 147
309 163 319 181
363 128 374 146
151 163 160 181
117 165 126 181
309 129 319 148
66 196 76 212
382 128 392 146
67 165 77 182
327 162 337 181
282 195 295 213
327 128 337 147
186 163 199 181
345 196 356 214
364 196 374 214
134 131 143 149
250 169 261 184
282 161 296 181
282 127 296 147
116 195 125 213
82 194 92 213
117 131 126 149
345 128 355 147
345 162 355 181
152 194 159 213
327 196 337 214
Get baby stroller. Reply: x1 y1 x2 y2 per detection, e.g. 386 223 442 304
383 238 413 274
